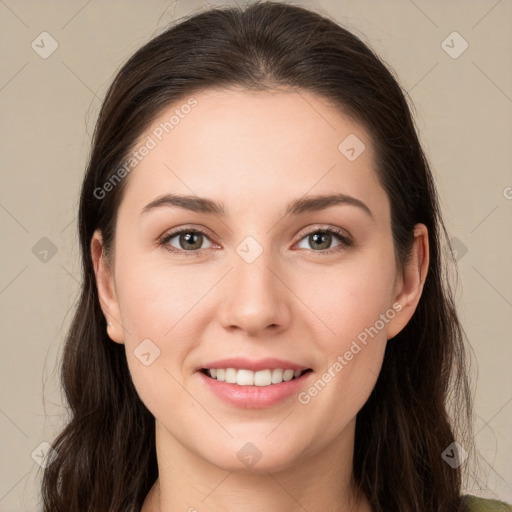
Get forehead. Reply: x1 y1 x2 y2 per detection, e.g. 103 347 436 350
118 88 388 221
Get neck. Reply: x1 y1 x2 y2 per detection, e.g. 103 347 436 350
142 419 372 512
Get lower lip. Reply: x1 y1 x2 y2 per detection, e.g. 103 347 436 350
198 371 312 409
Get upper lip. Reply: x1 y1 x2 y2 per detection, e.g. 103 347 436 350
199 357 310 372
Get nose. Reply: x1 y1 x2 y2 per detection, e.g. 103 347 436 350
217 247 292 337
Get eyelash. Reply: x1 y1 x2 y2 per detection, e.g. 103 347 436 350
159 226 353 256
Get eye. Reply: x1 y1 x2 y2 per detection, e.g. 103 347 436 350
159 226 353 256
160 228 215 254
295 227 352 254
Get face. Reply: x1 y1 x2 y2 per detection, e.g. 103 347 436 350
93 88 427 473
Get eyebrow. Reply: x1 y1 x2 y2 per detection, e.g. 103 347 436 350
140 192 373 219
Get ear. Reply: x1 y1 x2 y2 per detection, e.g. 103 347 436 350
91 229 125 344
386 223 429 340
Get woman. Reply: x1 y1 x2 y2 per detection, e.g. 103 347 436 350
40 2 511 511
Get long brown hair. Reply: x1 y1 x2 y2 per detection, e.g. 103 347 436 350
41 2 473 510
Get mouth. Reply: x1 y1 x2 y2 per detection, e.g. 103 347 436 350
197 357 314 408
200 367 313 386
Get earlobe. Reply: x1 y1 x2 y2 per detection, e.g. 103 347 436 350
90 229 125 344
386 223 429 340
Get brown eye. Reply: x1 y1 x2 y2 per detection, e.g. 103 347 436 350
296 228 352 254
162 229 213 252
180 232 203 250
308 232 333 250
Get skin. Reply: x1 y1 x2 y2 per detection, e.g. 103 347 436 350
91 88 429 512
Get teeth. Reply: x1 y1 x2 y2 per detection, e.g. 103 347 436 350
283 369 294 381
206 367 306 386
271 368 283 384
225 368 237 384
254 369 271 386
237 369 255 386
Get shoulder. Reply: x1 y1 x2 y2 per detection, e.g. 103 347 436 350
463 495 512 511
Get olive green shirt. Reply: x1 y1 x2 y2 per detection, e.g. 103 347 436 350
465 495 512 511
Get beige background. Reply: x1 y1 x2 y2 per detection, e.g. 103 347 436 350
1 0 511 510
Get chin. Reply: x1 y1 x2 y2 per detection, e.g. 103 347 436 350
198 436 308 474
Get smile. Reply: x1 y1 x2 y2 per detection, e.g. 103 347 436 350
201 368 312 386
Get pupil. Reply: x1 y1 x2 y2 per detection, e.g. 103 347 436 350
311 232 330 250
181 232 202 250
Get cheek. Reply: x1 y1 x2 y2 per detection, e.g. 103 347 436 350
296 338 386 463
292 247 394 419
296 248 397 348
113 258 202 402
117 264 198 425
115 255 210 339
296 276 390 444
